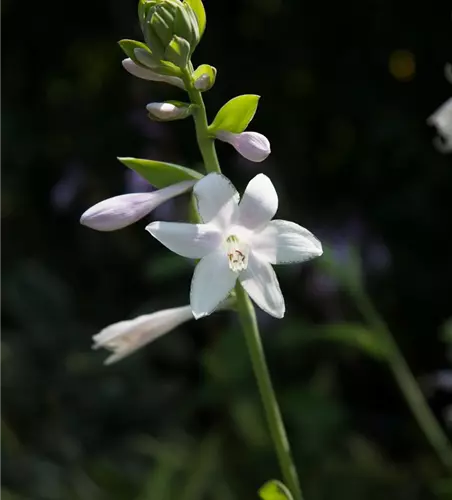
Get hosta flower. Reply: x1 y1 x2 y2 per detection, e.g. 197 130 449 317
216 131 271 163
122 58 185 89
93 305 193 364
146 173 322 319
428 97 452 153
80 180 195 231
146 101 191 121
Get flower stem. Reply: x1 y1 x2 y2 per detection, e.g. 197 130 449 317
353 290 452 471
235 282 304 500
182 70 221 174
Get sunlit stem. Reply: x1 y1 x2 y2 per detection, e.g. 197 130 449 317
182 68 221 174
235 282 304 500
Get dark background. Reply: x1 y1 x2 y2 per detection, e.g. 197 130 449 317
2 0 452 498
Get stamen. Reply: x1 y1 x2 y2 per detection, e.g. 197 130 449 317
226 235 248 272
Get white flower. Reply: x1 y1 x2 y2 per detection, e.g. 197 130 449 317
146 102 191 121
428 97 452 153
216 131 271 162
122 58 185 89
93 305 194 364
80 180 195 231
146 173 322 319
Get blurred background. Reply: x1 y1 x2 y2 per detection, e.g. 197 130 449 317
2 0 452 498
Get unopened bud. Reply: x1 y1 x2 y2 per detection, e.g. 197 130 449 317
122 58 185 89
146 101 191 121
193 64 217 91
216 131 271 162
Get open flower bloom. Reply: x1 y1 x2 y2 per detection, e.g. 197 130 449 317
93 305 194 364
146 173 323 319
428 97 452 153
80 180 195 231
122 58 185 89
216 131 271 162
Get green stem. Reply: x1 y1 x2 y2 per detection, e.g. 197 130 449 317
353 290 452 471
182 70 221 174
235 282 304 500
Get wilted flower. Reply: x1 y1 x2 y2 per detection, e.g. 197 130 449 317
146 173 322 319
122 58 185 89
80 180 195 231
216 131 271 162
93 305 194 364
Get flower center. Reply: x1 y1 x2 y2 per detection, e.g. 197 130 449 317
226 235 248 272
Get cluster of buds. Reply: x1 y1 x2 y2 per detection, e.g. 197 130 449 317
81 0 322 364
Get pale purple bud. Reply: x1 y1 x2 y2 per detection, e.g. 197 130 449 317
216 131 271 162
80 180 195 231
121 58 185 90
428 98 452 153
93 305 194 364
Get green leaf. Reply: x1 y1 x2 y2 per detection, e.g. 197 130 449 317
118 157 203 189
186 0 206 38
305 323 390 360
209 95 260 134
258 480 294 500
118 39 152 64
164 36 190 68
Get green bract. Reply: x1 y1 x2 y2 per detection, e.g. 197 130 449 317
259 480 294 500
208 94 260 134
137 0 202 68
118 157 203 188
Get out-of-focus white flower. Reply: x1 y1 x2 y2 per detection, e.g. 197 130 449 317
146 102 191 121
146 173 322 319
80 180 195 231
216 131 271 162
93 305 194 364
428 97 452 153
122 58 185 89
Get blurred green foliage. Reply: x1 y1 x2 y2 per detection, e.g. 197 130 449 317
2 0 452 499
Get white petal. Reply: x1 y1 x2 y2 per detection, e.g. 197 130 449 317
428 98 452 153
217 131 271 162
146 221 221 259
93 305 193 364
122 58 185 89
193 173 239 229
80 180 195 231
190 249 237 319
252 220 323 264
238 174 278 231
239 253 285 318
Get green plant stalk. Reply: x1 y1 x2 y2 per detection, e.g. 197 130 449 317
353 290 452 471
182 70 221 174
235 282 304 500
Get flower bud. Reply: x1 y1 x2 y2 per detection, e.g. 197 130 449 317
80 180 195 231
146 101 191 121
122 58 185 89
138 0 201 65
193 64 217 91
428 98 452 153
93 305 194 364
216 131 271 162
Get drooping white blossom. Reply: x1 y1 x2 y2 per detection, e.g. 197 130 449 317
93 305 194 364
122 58 185 89
146 173 322 319
216 131 271 162
80 180 195 231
